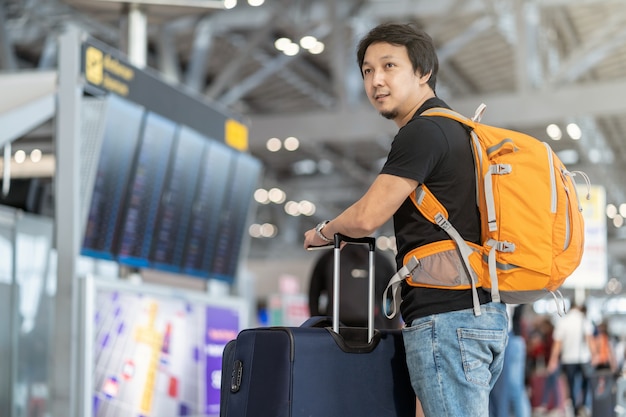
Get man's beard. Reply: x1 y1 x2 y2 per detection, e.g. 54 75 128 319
380 109 397 120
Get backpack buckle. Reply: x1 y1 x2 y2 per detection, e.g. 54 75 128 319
491 164 511 175
434 213 450 230
497 241 515 252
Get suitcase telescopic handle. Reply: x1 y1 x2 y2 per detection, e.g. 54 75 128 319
332 234 376 343
333 233 376 251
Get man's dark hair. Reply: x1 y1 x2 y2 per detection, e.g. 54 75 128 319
356 22 438 92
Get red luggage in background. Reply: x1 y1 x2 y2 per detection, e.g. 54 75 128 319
529 370 567 412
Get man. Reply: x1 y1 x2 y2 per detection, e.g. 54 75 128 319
303 22 508 416
547 303 595 417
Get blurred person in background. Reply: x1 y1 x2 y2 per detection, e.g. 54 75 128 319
489 305 531 417
529 316 563 415
592 320 618 373
547 303 596 417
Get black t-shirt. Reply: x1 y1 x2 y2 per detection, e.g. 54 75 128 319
380 97 492 324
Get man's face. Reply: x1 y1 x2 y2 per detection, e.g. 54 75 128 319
361 42 432 126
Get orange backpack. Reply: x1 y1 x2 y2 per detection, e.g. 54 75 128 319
384 104 588 317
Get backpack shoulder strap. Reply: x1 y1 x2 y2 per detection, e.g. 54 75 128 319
410 184 448 224
420 107 473 126
421 104 487 126
409 185 484 315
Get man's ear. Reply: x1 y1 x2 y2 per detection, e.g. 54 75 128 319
418 71 432 85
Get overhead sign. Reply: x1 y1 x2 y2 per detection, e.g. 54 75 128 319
84 45 135 97
81 37 247 150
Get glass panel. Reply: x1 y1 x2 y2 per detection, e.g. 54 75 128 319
0 206 18 417
13 213 54 417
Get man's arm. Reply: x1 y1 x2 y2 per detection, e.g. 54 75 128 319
586 333 599 366
547 339 562 373
304 173 418 248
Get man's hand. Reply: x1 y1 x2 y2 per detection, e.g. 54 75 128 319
304 227 330 249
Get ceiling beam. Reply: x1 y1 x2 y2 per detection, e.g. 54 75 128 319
547 10 626 84
184 14 216 91
204 15 279 98
247 78 626 146
360 0 623 21
0 4 18 70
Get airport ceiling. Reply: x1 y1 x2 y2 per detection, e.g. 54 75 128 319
3 0 626 274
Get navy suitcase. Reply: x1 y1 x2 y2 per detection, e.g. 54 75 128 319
220 235 416 417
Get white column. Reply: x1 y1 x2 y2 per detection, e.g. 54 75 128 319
128 3 147 68
51 26 82 417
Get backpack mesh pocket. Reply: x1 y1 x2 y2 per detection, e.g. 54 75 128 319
406 248 474 289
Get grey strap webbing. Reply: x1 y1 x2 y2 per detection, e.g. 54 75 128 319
382 257 419 319
434 213 482 316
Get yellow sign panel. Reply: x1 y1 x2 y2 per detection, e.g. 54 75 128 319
85 46 104 86
83 45 135 97
225 119 249 151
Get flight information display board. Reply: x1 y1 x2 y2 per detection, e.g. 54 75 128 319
116 112 177 267
181 140 234 278
149 127 205 272
81 95 261 284
209 152 262 281
81 98 144 260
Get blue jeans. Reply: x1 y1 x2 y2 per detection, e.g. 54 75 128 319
490 335 531 417
562 363 591 411
540 368 562 409
403 302 509 417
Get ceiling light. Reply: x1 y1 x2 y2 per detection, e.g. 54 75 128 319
308 41 325 55
546 124 562 140
223 0 237 9
283 136 299 151
284 201 300 216
266 137 282 152
376 236 391 251
299 36 317 50
566 123 582 140
249 223 262 238
283 43 300 56
14 150 26 164
620 203 626 218
30 149 42 163
613 215 624 228
260 223 277 238
376 236 397 253
254 188 270 204
274 37 291 52
268 187 286 204
606 278 622 295
298 200 316 216
607 204 617 218
248 0 264 5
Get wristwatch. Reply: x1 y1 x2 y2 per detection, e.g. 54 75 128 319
315 220 333 243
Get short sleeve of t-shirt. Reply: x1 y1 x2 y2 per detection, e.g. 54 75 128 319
381 117 449 184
